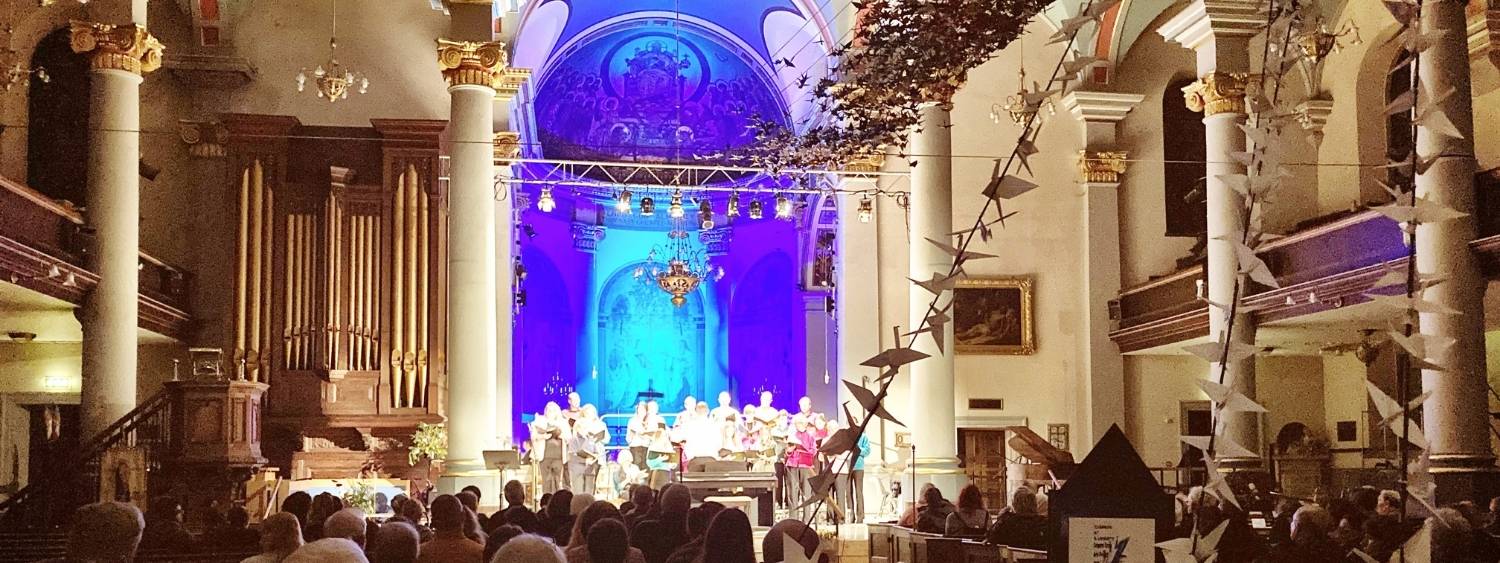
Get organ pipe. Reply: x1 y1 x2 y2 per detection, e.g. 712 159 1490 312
404 165 419 408
247 160 264 381
235 168 248 366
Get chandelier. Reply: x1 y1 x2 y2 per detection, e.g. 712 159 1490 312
991 68 1054 125
295 1 367 103
634 217 723 307
1290 16 1360 70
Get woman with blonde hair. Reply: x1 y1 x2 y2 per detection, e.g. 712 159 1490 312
242 512 304 563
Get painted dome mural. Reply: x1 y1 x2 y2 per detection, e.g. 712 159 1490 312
533 20 790 165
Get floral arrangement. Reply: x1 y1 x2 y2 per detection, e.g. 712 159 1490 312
407 422 447 467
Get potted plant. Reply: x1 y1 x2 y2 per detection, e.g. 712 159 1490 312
408 422 447 500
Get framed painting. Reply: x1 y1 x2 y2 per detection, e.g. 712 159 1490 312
953 276 1035 355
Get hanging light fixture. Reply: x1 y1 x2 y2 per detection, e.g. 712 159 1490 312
640 196 656 216
774 192 793 220
698 199 714 230
727 191 742 219
858 195 874 223
748 198 764 220
640 217 720 307
1289 15 1360 74
537 186 556 212
668 189 685 219
992 67 1052 124
615 188 633 213
296 0 368 103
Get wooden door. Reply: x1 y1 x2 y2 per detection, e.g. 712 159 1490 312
958 428 1006 508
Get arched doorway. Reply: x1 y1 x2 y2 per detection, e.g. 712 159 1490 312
27 27 90 205
596 262 707 415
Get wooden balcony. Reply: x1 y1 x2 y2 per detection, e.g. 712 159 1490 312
0 175 192 339
1111 195 1500 353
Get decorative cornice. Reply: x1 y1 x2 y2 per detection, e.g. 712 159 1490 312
699 227 733 256
1182 72 1250 116
1062 91 1146 123
494 67 533 100
69 21 164 75
843 153 886 173
571 224 605 253
1079 151 1129 183
179 120 228 158
1157 0 1266 53
493 131 521 160
436 39 508 88
1294 98 1335 143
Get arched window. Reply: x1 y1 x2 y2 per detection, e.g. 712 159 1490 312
27 27 90 205
1162 76 1207 238
1386 49 1414 192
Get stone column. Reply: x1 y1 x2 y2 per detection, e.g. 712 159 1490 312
836 156 884 402
438 40 503 473
1062 91 1143 451
70 21 162 438
907 104 962 494
1160 1 1264 467
1414 0 1494 493
494 130 519 447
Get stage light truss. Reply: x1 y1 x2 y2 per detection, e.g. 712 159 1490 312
484 157 910 201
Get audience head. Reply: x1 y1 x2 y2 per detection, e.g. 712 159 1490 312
1432 507 1475 559
1376 489 1402 516
259 512 304 555
957 484 984 511
458 491 481 514
570 500 624 547
225 505 250 529
546 489 574 520
67 501 144 562
571 493 595 516
431 494 467 533
702 509 755 563
324 507 369 546
538 493 554 514
916 483 937 507
282 491 314 525
504 480 527 507
368 521 419 563
399 496 425 524
285 538 370 563
585 519 630 563
687 501 726 537
1290 505 1333 545
764 519 819 563
1010 487 1038 516
491 533 566 563
660 483 692 516
1350 487 1379 515
630 486 655 510
484 525 525 562
922 483 947 508
462 485 484 504
505 506 540 533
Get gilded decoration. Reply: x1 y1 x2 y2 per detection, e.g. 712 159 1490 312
843 153 886 173
436 39 507 87
1078 150 1128 184
1182 72 1251 116
179 120 228 158
69 21 164 75
493 131 521 160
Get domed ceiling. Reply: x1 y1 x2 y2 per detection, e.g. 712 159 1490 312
531 19 790 165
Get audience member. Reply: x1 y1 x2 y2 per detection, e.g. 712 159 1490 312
210 505 262 553
392 499 435 543
585 519 631 563
284 538 370 563
483 525 525 563
464 506 489 547
944 484 990 537
695 509 754 563
897 484 938 527
417 494 484 563
1362 490 1406 561
986 487 1045 549
368 521 420 563
304 493 343 541
539 493 555 518
572 493 596 517
1432 507 1483 563
41 502 144 563
566 501 645 563
632 484 691 563
624 486 655 529
324 508 369 547
505 506 541 534
543 489 577 546
1266 505 1342 563
281 492 313 528
491 533 567 563
762 519 819 563
913 485 955 534
139 496 195 553
242 512 304 563
664 502 725 563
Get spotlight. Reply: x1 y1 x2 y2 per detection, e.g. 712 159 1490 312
748 198 764 220
522 224 537 239
858 195 873 223
615 189 633 213
669 189 685 219
727 191 741 218
537 186 556 212
698 199 714 230
774 192 792 220
640 196 656 216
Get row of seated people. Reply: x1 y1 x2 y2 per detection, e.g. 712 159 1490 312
31 481 829 563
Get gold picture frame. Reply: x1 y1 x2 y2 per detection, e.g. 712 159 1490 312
953 276 1035 355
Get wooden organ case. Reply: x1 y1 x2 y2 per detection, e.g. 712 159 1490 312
222 115 450 479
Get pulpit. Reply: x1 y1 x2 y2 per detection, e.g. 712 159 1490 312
165 379 268 516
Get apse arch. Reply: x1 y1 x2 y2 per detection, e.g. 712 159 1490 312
727 250 803 406
594 260 710 415
514 246 574 430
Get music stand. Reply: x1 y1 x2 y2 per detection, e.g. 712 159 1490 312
483 450 521 472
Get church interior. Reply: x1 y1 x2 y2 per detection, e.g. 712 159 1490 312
0 0 1498 561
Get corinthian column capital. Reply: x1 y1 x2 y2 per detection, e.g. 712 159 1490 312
69 21 163 75
1183 71 1251 116
437 39 509 88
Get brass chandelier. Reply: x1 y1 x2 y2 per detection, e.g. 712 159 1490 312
295 0 367 103
634 217 723 307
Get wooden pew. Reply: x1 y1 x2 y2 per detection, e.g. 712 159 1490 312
868 523 1049 563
